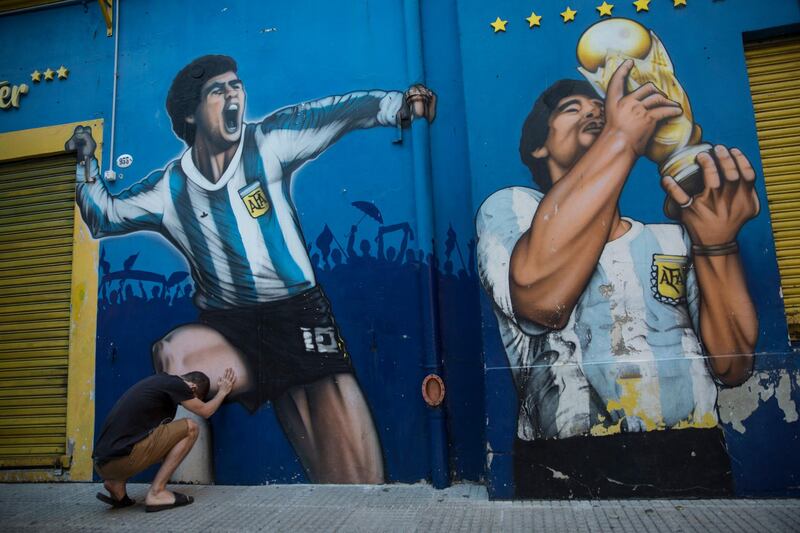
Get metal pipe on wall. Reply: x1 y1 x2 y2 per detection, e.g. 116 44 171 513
403 0 450 490
105 0 119 178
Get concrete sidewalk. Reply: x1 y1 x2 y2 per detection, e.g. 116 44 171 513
1 483 798 532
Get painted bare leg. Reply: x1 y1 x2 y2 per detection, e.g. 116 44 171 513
171 406 214 484
151 324 253 485
274 373 384 484
152 324 251 396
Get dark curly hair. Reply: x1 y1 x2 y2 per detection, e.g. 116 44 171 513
166 55 238 146
519 79 599 192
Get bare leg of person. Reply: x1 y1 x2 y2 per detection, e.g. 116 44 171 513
273 373 384 484
152 324 251 397
103 479 127 501
145 420 199 506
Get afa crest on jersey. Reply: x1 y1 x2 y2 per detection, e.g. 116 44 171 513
238 182 270 218
651 254 689 305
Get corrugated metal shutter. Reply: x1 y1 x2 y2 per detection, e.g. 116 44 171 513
745 35 800 339
0 1 63 14
0 153 75 468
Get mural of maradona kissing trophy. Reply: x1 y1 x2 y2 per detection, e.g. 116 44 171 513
577 18 710 219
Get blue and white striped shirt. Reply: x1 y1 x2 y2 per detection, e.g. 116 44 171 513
77 90 405 309
476 186 719 441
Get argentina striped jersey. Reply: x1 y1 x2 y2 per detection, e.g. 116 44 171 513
77 90 406 309
476 186 719 441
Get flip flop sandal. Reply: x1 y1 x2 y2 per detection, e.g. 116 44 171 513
145 491 194 513
96 492 135 508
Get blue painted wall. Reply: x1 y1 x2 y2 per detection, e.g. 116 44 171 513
1 0 799 496
455 0 800 497
0 3 114 132
1 0 484 486
101 0 433 486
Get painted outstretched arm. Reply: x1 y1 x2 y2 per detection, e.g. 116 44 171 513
260 86 435 175
66 126 164 238
347 225 358 259
509 61 683 328
376 223 413 263
662 146 759 386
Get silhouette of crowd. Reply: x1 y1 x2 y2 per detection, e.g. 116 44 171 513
97 248 195 315
99 222 478 316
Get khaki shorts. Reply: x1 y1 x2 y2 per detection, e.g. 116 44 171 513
95 419 190 481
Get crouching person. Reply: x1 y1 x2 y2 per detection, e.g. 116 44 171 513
93 368 236 512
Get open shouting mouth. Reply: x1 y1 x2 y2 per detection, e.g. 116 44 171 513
582 120 604 134
223 103 240 134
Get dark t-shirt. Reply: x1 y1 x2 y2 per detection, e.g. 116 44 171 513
93 374 194 464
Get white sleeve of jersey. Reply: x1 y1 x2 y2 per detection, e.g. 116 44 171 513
75 158 166 238
257 90 405 175
475 186 549 336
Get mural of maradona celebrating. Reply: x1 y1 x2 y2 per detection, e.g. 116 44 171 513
67 54 436 484
476 20 758 498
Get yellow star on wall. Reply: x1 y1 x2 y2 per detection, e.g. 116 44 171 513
490 17 508 33
674 0 687 6
31 70 42 83
526 12 542 28
56 65 69 80
633 0 650 11
597 2 614 16
43 68 55 81
561 7 577 22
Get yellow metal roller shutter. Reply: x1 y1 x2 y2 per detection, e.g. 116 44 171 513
0 1 64 14
745 35 800 339
0 153 75 468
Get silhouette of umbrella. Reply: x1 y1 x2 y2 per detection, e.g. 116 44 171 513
166 271 190 287
351 201 383 225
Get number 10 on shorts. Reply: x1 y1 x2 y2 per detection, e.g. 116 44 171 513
301 326 338 353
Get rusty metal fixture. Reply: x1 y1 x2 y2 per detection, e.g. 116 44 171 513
421 374 445 407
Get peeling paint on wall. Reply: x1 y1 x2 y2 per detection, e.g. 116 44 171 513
718 370 800 433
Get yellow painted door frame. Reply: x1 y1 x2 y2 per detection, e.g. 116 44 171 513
0 120 101 481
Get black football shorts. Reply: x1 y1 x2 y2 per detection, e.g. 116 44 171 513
199 285 353 412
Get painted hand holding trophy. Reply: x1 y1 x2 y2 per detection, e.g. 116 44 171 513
577 19 711 219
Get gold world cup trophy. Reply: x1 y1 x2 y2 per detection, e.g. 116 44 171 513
576 19 710 219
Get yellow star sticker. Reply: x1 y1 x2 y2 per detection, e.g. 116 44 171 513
561 7 577 22
56 65 69 80
674 0 687 6
43 68 55 81
597 2 614 16
633 0 650 11
526 12 542 28
31 70 41 83
490 17 508 33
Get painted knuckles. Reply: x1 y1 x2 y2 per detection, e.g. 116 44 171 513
65 125 96 160
404 84 437 122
